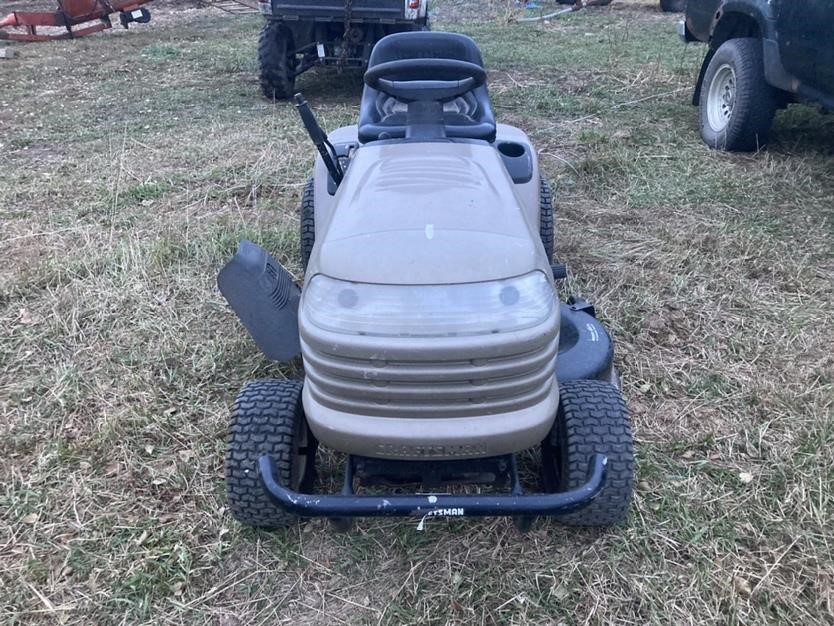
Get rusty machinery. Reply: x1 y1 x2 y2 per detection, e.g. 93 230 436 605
0 0 154 42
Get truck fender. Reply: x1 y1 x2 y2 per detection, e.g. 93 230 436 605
710 1 770 41
692 47 716 106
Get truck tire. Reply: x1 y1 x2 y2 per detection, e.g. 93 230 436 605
659 0 685 12
225 379 317 528
699 38 777 152
259 22 295 100
300 178 315 270
544 379 634 527
539 176 554 261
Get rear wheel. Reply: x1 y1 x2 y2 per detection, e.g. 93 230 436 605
225 379 317 528
539 176 554 261
699 38 776 151
300 178 315 270
259 22 296 100
543 379 634 526
660 0 685 12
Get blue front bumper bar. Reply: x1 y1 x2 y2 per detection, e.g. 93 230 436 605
259 453 608 519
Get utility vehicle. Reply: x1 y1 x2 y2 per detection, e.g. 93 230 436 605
220 32 634 530
681 0 834 151
257 0 428 99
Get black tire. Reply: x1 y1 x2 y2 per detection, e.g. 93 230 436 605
258 22 295 100
659 0 685 12
544 379 634 527
225 379 317 528
699 38 777 152
539 176 554 261
300 178 315 270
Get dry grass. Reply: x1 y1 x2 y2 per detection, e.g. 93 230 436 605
1 0 833 624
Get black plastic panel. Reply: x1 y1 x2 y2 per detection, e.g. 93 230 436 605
217 240 302 362
272 0 406 20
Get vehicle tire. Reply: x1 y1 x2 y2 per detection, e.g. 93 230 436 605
225 378 317 528
699 38 777 151
300 178 315 270
659 0 685 12
258 21 296 100
543 379 634 526
539 176 554 261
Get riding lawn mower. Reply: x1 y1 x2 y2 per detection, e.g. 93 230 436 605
219 31 635 531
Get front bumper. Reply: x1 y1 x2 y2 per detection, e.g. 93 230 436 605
677 19 698 44
259 453 607 519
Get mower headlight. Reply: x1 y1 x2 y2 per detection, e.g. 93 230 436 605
303 272 555 337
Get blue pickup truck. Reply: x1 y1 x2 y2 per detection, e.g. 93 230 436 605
680 0 834 151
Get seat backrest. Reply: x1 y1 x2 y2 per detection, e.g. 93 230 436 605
368 31 486 67
358 32 496 144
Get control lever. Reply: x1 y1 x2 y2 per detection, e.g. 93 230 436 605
294 93 343 186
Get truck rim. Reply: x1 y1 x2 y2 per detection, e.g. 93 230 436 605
707 64 736 132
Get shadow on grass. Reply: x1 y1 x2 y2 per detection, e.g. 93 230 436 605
770 106 834 156
293 68 366 104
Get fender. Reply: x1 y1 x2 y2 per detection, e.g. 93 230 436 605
692 47 716 106
709 0 773 42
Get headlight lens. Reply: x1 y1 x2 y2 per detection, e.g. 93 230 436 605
303 271 555 337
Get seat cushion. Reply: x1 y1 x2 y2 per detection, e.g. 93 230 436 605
358 32 497 143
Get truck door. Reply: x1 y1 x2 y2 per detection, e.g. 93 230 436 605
778 0 834 94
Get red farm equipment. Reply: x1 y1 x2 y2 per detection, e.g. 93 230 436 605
0 0 154 42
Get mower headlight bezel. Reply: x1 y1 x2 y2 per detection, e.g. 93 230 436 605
302 271 556 338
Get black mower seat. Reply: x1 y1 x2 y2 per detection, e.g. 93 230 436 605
358 32 497 144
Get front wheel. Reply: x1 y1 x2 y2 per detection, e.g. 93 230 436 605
699 38 776 151
300 178 315 270
539 176 554 261
225 379 317 528
542 379 634 527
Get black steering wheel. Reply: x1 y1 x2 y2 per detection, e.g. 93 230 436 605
364 58 487 103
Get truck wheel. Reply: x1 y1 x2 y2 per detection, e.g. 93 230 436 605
226 379 317 528
259 22 295 100
300 178 315 270
659 0 685 12
699 38 776 151
539 176 554 261
543 379 634 527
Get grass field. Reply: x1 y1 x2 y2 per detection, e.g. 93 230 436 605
1 0 833 623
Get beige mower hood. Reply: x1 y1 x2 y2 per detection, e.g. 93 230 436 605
310 141 547 285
